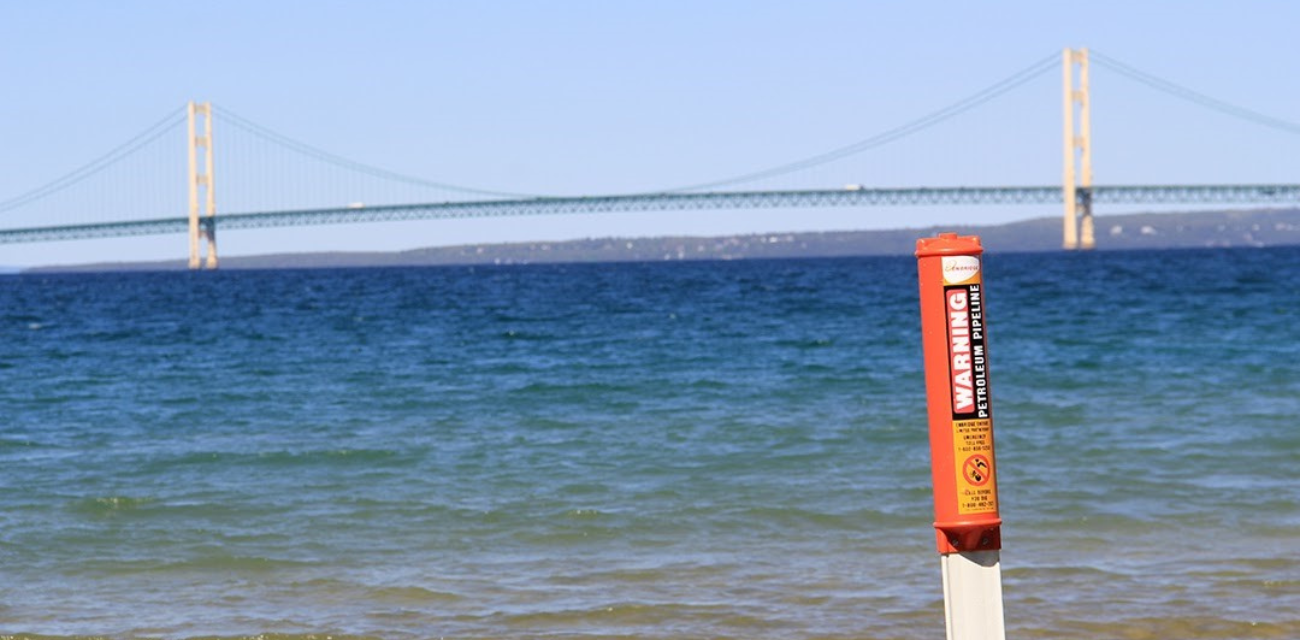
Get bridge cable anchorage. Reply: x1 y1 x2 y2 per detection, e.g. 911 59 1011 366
1091 51 1300 136
214 106 542 199
0 106 188 216
658 52 1061 193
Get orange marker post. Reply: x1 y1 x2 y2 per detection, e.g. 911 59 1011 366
916 233 1005 640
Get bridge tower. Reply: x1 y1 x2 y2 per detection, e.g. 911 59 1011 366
1062 48 1094 250
187 101 217 269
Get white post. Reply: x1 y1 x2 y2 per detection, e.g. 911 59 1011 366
941 551 1006 640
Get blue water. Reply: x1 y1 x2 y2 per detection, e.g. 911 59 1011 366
2 248 1297 639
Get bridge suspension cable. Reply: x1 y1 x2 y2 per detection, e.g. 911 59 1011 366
1091 51 1300 136
0 106 187 216
215 107 539 199
5 50 1298 253
661 52 1061 193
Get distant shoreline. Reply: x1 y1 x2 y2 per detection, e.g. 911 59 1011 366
19 208 1300 273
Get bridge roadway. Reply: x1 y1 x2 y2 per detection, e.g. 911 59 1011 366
3 184 1299 244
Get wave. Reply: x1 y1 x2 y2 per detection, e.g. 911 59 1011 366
69 495 159 516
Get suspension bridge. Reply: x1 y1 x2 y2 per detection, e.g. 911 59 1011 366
2 49 1298 269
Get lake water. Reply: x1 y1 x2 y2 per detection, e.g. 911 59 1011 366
2 246 1297 639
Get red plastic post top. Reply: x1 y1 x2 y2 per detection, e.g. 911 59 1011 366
915 232 983 258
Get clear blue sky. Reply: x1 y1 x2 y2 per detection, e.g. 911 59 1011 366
2 0 1297 267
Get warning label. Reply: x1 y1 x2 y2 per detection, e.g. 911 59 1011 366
945 283 989 421
953 419 997 514
939 254 997 516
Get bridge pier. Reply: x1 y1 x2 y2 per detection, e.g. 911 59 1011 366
187 101 218 269
1062 48 1094 250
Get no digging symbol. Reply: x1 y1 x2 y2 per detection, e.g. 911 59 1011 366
963 454 993 486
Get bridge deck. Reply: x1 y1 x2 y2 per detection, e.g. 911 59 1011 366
3 185 1299 244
